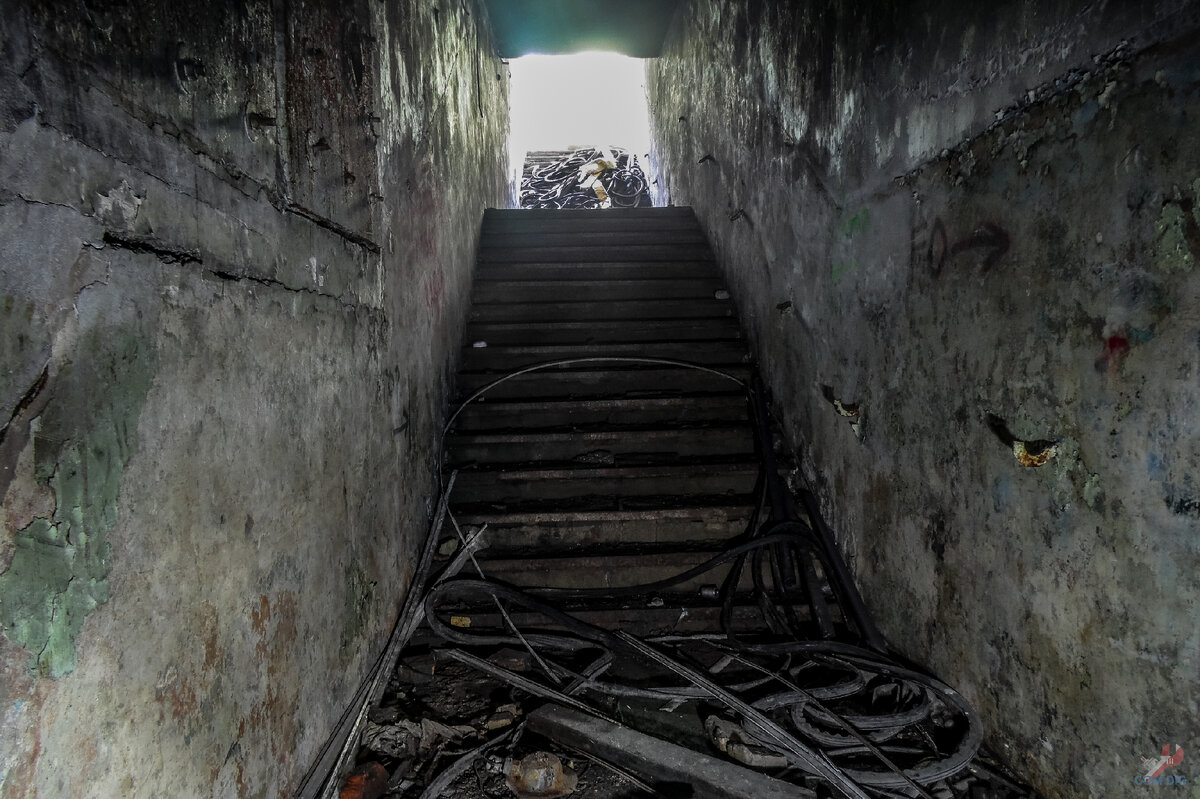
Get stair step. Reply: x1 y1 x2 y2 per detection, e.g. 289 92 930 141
419 601 776 639
439 205 773 632
471 278 726 304
478 243 715 263
477 551 749 592
473 261 723 281
454 365 750 399
450 395 751 430
482 216 700 236
451 505 753 549
484 207 697 226
484 213 700 232
468 299 734 322
480 229 708 249
452 463 760 503
466 318 742 346
460 341 750 372
445 426 756 466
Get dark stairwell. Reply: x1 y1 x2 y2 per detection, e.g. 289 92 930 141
1 1 1199 798
344 207 1022 799
448 206 756 606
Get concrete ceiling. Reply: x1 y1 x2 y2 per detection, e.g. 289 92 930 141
482 0 680 57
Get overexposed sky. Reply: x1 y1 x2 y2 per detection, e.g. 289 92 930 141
508 52 651 158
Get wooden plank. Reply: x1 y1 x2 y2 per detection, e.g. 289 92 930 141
459 340 750 370
481 229 708 248
467 299 734 322
471 277 726 303
478 243 715 263
465 318 742 345
473 260 722 280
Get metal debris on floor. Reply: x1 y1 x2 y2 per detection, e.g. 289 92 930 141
520 148 652 209
330 398 1040 798
317 208 1040 799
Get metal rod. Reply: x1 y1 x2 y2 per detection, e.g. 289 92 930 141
301 472 457 799
443 648 616 723
615 631 872 799
701 644 936 799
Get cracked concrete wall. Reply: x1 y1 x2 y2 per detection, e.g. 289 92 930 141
0 0 508 796
648 1 1200 795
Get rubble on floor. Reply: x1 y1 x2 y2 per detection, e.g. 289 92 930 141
344 636 1039 799
326 208 1041 799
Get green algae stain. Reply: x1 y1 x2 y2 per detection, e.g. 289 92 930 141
841 208 870 238
831 260 857 282
0 320 155 678
832 210 870 283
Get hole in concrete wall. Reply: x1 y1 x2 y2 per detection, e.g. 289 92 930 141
508 53 658 208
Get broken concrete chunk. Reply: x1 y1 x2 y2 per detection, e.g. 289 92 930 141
485 703 522 730
394 654 436 685
505 751 577 798
94 179 143 231
367 704 403 725
488 648 533 672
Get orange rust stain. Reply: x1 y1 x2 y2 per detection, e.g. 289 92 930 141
202 603 222 670
156 674 199 721
268 593 302 766
1012 440 1058 467
251 594 271 634
241 591 305 772
204 627 220 669
265 592 299 680
8 694 44 793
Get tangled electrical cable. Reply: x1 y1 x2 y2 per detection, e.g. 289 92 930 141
430 357 988 799
520 147 652 209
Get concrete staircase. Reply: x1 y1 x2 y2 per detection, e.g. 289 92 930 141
443 206 762 633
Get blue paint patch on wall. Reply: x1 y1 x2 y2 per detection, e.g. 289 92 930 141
1147 452 1168 481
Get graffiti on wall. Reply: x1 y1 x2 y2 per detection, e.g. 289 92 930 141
926 218 1011 277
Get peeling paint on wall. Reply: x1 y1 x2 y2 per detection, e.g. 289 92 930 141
0 305 157 678
0 0 508 795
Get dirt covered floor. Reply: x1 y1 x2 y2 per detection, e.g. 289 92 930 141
347 649 654 799
339 638 1037 799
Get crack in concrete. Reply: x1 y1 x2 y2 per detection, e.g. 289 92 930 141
101 231 200 265
35 111 382 256
282 201 381 254
98 230 377 314
0 366 52 502
52 76 381 253
13 193 78 212
205 267 377 316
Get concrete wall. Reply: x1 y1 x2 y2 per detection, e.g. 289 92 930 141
648 1 1200 795
0 1 508 796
